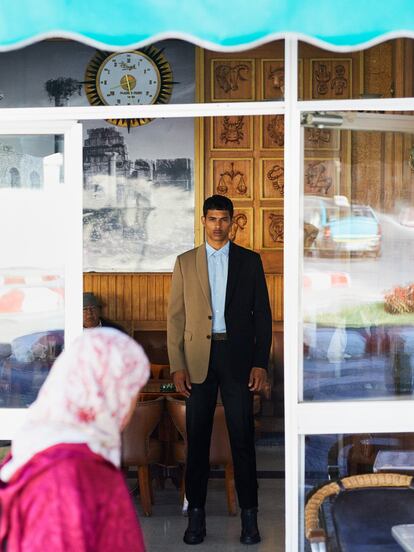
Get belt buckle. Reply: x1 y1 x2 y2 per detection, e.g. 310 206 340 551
212 332 227 341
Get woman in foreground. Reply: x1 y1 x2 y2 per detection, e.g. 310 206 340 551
0 328 150 551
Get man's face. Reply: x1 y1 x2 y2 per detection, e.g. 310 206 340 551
83 305 100 328
202 209 232 248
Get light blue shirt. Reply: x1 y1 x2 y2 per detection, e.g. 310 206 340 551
206 241 229 333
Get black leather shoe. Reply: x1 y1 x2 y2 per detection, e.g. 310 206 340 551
240 508 261 545
183 507 206 545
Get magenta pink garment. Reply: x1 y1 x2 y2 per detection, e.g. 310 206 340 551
0 443 146 552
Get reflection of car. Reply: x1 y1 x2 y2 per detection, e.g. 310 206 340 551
304 195 382 257
0 330 63 407
303 325 414 401
398 206 414 227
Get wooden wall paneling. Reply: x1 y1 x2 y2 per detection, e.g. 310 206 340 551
132 274 141 322
383 132 395 211
403 134 414 203
403 40 414 97
147 275 156 320
394 133 404 207
122 275 132 320
351 131 382 208
108 275 116 320
363 41 393 98
139 275 148 320
163 274 171 320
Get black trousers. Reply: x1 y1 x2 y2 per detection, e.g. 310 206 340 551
185 340 258 509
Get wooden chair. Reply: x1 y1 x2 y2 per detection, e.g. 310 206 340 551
305 473 414 551
150 363 170 380
121 396 164 516
166 397 237 515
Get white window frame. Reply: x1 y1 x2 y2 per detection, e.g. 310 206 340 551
0 37 412 550
0 120 82 438
283 38 414 551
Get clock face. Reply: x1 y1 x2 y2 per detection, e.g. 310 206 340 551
97 52 161 106
85 46 174 128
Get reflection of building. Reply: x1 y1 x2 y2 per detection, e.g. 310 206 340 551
154 158 193 190
83 127 193 208
0 144 43 189
83 128 131 186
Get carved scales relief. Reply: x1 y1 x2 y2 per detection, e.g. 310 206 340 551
217 162 248 196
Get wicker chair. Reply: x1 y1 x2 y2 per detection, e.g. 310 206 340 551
305 472 414 551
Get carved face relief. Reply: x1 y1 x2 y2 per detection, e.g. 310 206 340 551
268 213 284 243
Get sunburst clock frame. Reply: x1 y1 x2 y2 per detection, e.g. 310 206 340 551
84 46 175 129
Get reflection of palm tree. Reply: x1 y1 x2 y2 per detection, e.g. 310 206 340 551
45 77 82 107
45 78 82 154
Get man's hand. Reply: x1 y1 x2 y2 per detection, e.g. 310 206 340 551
248 367 267 393
172 369 192 398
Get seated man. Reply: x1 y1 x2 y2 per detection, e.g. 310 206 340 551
83 292 126 333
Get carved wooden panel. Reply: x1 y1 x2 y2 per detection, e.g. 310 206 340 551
304 158 339 197
261 59 304 100
310 59 352 99
211 59 255 101
261 115 284 150
261 208 284 249
229 207 253 249
261 159 284 199
261 59 284 100
304 128 340 151
211 158 253 200
211 116 253 150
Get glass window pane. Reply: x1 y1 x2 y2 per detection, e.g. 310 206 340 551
302 113 414 401
304 432 414 551
0 135 65 407
299 39 414 100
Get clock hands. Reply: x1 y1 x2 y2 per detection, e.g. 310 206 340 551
110 75 136 92
125 75 132 95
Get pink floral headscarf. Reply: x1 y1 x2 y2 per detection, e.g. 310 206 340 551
1 328 150 482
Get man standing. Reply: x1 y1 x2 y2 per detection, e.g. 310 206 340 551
167 195 272 545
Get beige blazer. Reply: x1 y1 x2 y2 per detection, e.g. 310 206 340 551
167 244 213 383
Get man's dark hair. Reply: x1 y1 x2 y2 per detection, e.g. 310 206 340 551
203 195 234 218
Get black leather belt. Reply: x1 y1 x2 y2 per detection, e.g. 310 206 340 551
212 332 228 341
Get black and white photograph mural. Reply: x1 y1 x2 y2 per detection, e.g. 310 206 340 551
0 38 196 271
82 119 194 272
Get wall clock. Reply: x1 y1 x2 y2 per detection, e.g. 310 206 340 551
84 46 174 128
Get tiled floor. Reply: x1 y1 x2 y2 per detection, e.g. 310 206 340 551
133 446 285 551
136 479 285 551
